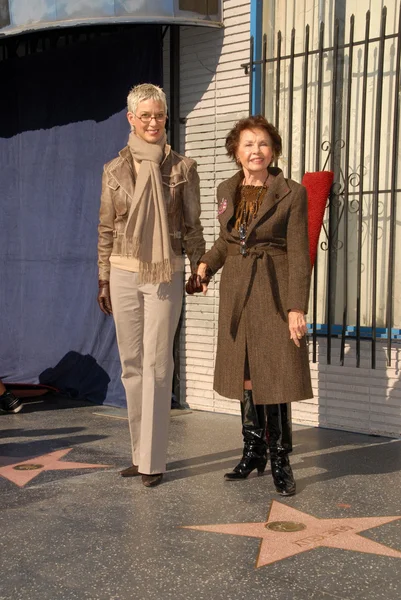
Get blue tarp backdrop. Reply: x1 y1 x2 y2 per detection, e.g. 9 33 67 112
0 26 163 406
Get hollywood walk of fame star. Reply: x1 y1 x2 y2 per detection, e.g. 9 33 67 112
183 501 401 567
0 449 110 487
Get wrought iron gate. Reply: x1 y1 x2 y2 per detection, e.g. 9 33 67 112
243 6 401 368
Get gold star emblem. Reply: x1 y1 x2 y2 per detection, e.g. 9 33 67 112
183 501 401 567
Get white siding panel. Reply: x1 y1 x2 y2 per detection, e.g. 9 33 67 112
291 339 401 437
175 0 251 413
164 1 401 438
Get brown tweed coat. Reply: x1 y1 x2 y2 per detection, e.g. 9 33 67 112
201 167 313 406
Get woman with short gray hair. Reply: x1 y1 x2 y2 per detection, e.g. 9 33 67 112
97 83 205 487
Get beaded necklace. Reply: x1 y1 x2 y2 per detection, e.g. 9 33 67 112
238 172 270 256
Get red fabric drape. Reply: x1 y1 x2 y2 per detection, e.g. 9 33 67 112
302 171 334 267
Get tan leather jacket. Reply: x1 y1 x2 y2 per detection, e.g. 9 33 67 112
98 144 205 281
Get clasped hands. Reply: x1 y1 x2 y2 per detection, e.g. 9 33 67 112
185 262 211 295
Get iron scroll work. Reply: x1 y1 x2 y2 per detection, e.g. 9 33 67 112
241 6 401 369
0 1 223 37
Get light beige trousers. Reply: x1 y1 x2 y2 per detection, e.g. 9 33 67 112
110 266 183 474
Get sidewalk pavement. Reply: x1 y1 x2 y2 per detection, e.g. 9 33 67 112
1 394 401 600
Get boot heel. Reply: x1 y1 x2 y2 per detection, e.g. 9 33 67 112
257 458 267 475
224 454 267 480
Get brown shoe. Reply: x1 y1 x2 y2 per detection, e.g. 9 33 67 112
141 473 163 487
120 465 140 477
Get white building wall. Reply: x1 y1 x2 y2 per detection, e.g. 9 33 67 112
267 0 401 438
176 0 251 414
301 340 401 438
163 0 401 438
268 0 401 331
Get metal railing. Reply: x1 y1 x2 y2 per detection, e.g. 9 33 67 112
242 6 401 368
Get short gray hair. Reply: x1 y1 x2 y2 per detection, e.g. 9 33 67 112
127 83 167 115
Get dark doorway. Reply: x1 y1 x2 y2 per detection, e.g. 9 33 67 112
0 25 163 406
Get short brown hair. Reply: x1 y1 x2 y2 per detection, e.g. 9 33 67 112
225 115 282 166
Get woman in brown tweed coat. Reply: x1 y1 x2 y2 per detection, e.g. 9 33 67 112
187 115 313 496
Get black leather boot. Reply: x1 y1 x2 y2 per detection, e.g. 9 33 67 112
266 403 296 496
224 390 268 480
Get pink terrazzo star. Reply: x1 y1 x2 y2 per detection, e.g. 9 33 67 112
183 501 401 567
0 449 110 487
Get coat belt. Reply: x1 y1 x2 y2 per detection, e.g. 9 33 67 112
228 244 287 340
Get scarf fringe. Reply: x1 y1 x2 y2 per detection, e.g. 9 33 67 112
139 258 173 284
122 237 172 284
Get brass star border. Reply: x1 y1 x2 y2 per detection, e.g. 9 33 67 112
182 500 401 567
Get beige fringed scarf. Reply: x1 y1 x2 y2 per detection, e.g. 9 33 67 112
123 131 173 284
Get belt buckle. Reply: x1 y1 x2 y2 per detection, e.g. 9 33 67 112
240 243 248 256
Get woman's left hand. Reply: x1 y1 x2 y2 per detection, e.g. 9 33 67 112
288 310 307 347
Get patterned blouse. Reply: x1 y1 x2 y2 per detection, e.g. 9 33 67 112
233 184 270 231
